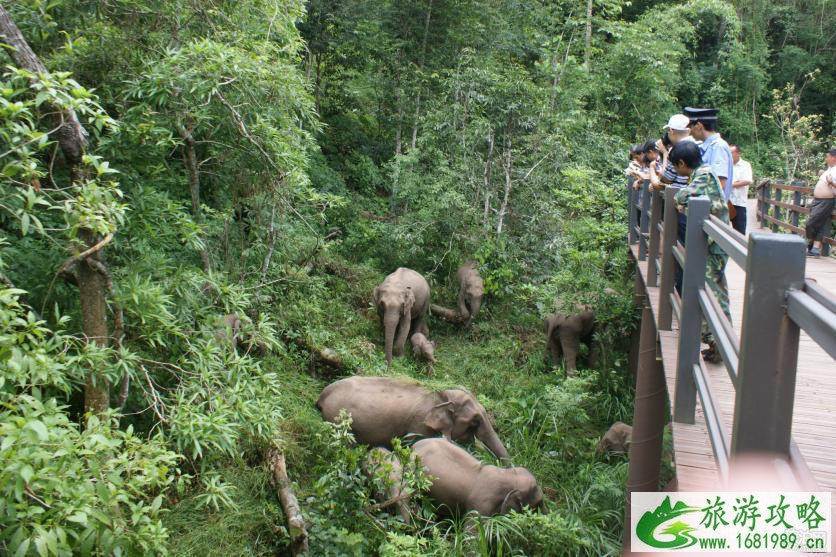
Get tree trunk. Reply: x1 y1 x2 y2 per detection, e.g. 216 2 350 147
178 124 211 272
261 203 278 282
267 447 309 556
584 0 593 72
409 0 434 150
482 130 495 231
0 7 112 416
78 232 110 414
496 133 512 236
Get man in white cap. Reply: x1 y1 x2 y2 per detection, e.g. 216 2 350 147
650 113 694 192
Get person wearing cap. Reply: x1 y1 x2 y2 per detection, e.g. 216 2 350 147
683 107 734 201
729 145 753 235
805 148 836 257
651 114 694 192
669 140 730 364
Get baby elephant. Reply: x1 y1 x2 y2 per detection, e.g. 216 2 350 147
413 438 544 516
596 421 632 456
410 332 437 364
544 309 596 375
457 262 484 327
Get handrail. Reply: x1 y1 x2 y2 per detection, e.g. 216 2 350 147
627 181 836 489
757 178 836 254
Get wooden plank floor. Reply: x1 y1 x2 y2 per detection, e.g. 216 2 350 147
631 198 836 541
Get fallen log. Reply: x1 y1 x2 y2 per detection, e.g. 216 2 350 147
267 447 309 555
430 304 467 324
281 334 347 372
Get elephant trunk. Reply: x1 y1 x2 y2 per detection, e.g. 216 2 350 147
478 420 509 462
384 310 399 366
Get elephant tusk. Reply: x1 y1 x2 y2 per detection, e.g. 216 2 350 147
432 401 454 409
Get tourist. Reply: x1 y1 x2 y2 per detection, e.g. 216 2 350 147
653 114 693 192
669 140 730 364
683 107 733 200
729 145 753 235
805 148 836 258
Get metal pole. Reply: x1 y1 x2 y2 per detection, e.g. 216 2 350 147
673 197 710 424
732 232 806 455
792 190 801 228
771 182 781 232
657 187 679 330
647 190 663 287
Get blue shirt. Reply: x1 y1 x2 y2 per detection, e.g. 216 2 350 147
699 133 734 200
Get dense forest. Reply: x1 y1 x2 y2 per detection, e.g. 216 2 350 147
1 0 833 555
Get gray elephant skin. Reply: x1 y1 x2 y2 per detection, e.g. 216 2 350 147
373 268 430 365
412 438 543 516
410 332 436 364
316 376 509 461
364 447 411 522
596 421 632 455
544 309 595 374
457 262 484 327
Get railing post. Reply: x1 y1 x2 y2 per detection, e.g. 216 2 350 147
628 177 638 245
761 182 771 229
673 197 711 424
731 232 806 455
771 182 782 232
647 190 663 286
638 180 651 260
658 187 679 330
792 188 802 228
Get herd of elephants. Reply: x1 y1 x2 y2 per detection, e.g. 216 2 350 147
313 264 633 520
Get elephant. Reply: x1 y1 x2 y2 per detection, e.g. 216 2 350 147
544 309 596 375
214 313 242 348
596 421 632 456
373 268 430 366
410 332 437 364
456 262 484 327
316 376 509 461
364 447 411 523
412 438 544 516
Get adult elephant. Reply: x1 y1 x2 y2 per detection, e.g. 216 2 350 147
413 438 544 516
373 268 430 366
316 376 509 461
456 261 484 327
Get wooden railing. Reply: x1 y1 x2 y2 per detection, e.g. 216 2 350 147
627 178 836 485
757 179 836 255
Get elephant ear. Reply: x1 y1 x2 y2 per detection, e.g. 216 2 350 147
499 489 522 515
401 287 415 316
425 396 454 438
372 286 380 304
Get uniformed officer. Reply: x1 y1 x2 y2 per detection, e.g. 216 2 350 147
683 107 734 202
668 140 730 364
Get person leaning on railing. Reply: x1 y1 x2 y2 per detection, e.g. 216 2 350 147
668 140 731 364
805 148 836 258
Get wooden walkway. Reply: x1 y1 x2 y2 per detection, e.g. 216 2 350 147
632 198 836 519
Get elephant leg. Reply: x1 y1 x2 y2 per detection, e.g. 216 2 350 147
546 335 562 366
413 315 429 337
560 333 580 376
457 289 470 320
394 312 411 356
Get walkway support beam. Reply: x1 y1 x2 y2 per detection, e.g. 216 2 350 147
731 232 806 455
622 288 666 549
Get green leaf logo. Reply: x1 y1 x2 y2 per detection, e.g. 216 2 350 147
636 496 700 549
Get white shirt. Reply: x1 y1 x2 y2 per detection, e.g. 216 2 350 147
813 165 836 199
729 159 753 206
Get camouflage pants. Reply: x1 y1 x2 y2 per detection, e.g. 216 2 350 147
702 253 730 344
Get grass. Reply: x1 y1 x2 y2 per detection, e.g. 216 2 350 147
162 255 639 556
